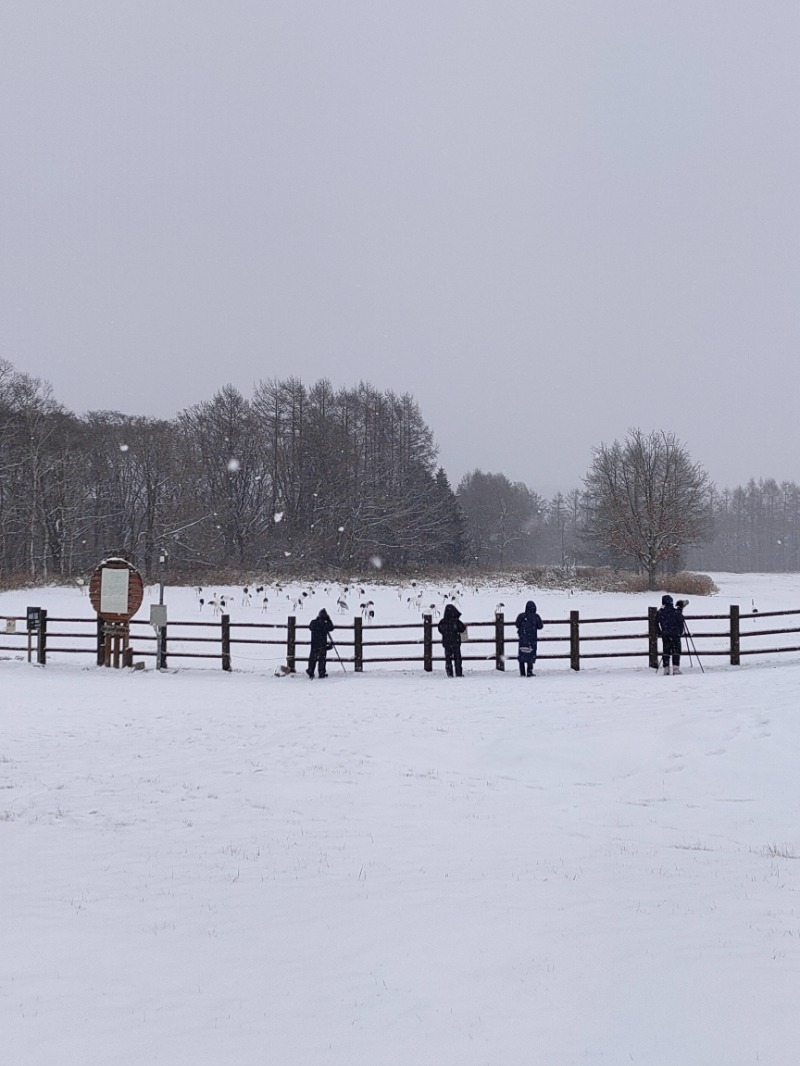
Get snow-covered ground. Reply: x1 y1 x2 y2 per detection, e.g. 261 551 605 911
2 574 799 1064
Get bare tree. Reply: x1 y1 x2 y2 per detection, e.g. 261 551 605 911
457 470 542 568
0 365 69 579
175 385 270 568
539 492 583 568
583 428 710 588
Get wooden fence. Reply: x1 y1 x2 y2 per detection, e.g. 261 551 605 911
3 606 800 673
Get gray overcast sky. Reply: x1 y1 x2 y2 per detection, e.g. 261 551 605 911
2 1 799 496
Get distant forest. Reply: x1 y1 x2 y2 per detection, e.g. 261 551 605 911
1 360 798 582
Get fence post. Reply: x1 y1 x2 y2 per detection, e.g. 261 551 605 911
221 613 232 671
36 609 48 666
158 624 168 670
495 612 505 670
648 607 659 669
570 610 580 671
287 616 296 673
354 616 363 672
96 615 104 666
423 614 433 672
730 604 740 666
123 624 133 668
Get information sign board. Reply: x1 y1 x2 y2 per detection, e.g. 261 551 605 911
100 566 131 615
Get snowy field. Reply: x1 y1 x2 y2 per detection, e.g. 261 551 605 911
2 574 800 1064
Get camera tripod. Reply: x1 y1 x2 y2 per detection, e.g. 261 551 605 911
329 637 347 673
681 620 704 673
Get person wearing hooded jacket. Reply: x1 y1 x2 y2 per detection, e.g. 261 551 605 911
655 594 686 675
307 608 335 678
515 600 544 676
437 603 466 677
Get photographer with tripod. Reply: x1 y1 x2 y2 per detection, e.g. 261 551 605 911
656 595 686 675
307 607 335 679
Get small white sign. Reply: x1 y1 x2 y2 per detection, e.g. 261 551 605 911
4 618 16 634
100 567 130 615
149 604 168 629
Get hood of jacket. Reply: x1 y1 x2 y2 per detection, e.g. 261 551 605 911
525 600 537 614
442 603 461 621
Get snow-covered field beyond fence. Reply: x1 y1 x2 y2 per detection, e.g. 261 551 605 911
2 574 799 1064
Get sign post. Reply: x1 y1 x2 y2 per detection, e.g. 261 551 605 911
26 606 42 663
149 603 168 671
88 558 144 668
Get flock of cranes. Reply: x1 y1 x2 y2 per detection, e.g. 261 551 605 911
190 581 490 623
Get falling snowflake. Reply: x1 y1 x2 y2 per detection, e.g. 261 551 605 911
227 458 241 473
274 512 284 523
370 556 383 569
119 443 129 453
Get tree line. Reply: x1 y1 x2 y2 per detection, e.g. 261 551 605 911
0 362 463 581
1 359 797 585
458 437 800 579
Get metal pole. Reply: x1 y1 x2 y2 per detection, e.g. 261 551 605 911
158 547 167 606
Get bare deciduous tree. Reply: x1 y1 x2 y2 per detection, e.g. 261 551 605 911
583 429 710 588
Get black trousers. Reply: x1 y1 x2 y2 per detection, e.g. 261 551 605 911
307 648 328 677
662 635 682 667
518 649 536 675
444 642 463 677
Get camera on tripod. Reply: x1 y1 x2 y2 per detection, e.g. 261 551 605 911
676 599 689 610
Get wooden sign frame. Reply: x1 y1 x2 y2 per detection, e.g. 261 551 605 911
88 558 144 622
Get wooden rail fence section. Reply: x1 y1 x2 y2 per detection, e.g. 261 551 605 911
3 607 800 673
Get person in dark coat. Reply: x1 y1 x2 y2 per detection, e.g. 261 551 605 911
515 600 544 676
655 594 686 675
437 603 466 677
307 608 335 678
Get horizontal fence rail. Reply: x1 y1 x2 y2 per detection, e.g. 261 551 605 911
3 605 800 676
